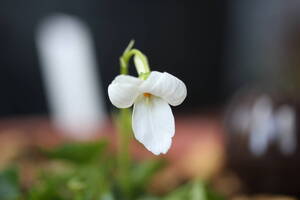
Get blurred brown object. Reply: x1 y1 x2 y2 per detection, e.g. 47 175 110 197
212 171 244 198
149 115 225 194
149 166 180 194
0 130 26 170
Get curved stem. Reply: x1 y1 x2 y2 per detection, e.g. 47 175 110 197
119 41 150 78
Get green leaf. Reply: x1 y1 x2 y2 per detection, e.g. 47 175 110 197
101 192 115 200
163 180 224 200
163 184 189 200
137 196 161 200
0 167 21 200
27 171 72 200
206 187 225 200
71 164 111 200
28 151 114 200
132 159 165 189
43 140 107 163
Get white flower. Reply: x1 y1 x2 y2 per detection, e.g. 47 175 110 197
108 71 187 155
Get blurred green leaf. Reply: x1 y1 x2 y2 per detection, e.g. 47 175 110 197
28 158 114 200
163 180 224 200
71 164 111 200
206 187 225 200
100 191 115 200
43 140 107 163
132 159 165 191
137 196 161 200
28 172 71 200
28 141 115 200
163 184 189 200
0 167 21 200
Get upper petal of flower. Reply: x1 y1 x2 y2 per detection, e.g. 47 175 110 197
108 75 142 108
132 96 175 155
139 71 187 106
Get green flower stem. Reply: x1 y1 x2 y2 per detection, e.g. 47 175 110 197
117 40 151 198
117 108 132 198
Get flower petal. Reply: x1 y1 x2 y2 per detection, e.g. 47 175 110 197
108 75 142 108
139 71 187 106
132 96 175 155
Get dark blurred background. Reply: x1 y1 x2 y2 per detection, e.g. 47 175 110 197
1 0 300 117
0 0 228 117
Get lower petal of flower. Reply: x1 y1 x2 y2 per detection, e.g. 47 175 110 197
132 96 175 155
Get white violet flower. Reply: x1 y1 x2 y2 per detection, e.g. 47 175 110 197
108 71 187 155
